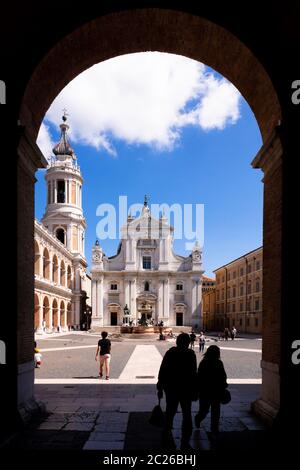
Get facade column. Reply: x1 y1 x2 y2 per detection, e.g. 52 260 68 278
48 303 53 333
37 302 43 334
130 278 137 319
67 225 72 252
38 250 43 277
49 259 54 283
191 277 202 328
97 277 104 326
92 279 97 318
124 279 130 307
57 304 61 330
64 306 68 332
163 278 170 324
251 129 282 425
91 277 103 328
158 279 164 321
54 179 57 203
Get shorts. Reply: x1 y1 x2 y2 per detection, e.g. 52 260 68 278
100 354 111 363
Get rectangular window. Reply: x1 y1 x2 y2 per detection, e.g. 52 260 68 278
57 180 65 203
232 303 236 313
256 281 260 292
221 289 224 300
233 287 236 297
239 318 243 326
240 286 244 296
228 273 231 281
247 318 250 327
240 268 244 276
110 283 118 290
176 283 183 291
143 256 151 269
248 283 252 294
233 271 236 279
240 302 243 311
255 299 259 310
255 318 259 327
247 264 252 273
256 261 260 271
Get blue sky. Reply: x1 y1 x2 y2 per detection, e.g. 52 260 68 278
35 53 263 277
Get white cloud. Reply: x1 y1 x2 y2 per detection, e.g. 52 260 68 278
39 52 241 156
37 122 55 161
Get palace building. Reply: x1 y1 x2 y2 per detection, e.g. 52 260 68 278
34 116 91 333
90 198 204 328
214 246 263 333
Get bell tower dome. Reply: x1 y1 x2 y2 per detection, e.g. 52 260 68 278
41 114 86 258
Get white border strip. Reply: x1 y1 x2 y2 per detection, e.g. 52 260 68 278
35 378 262 385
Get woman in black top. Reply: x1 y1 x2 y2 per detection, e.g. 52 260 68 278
195 345 228 436
95 331 111 379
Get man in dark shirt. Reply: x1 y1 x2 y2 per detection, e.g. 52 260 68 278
95 331 111 379
157 333 198 450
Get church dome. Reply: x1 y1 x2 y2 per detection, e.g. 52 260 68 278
53 114 75 157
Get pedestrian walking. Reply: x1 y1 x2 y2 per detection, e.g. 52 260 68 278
224 327 229 341
199 331 206 352
95 331 111 380
231 326 237 340
189 330 196 350
157 333 198 451
34 341 42 368
194 345 228 439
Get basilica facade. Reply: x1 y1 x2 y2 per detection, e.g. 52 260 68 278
91 199 204 328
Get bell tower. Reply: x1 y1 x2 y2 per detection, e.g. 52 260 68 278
42 114 86 258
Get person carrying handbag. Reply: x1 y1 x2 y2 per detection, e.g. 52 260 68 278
194 345 229 439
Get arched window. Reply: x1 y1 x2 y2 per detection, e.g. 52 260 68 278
56 228 65 244
60 300 66 327
57 180 65 203
60 260 66 286
144 281 150 291
34 241 40 276
43 296 50 328
52 299 58 328
52 255 59 283
67 265 72 289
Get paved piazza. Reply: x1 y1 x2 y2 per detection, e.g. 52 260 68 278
35 332 262 382
7 332 267 451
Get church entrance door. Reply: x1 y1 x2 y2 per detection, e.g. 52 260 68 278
111 312 118 326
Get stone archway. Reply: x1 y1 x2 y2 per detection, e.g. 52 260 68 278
42 296 51 330
60 300 66 330
52 299 59 330
17 8 283 426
